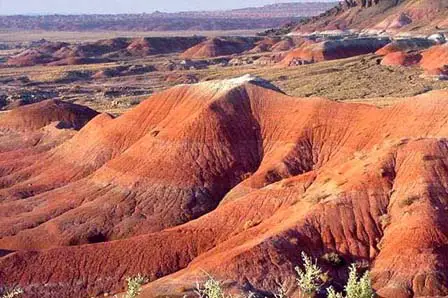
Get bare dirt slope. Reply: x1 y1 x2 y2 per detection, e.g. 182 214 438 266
0 76 448 298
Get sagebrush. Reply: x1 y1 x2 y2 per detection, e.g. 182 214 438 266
194 252 374 298
124 274 148 298
295 252 324 296
0 287 23 298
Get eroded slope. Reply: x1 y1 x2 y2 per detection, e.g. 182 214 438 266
0 77 448 298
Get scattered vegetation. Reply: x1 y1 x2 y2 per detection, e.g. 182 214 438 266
321 252 344 267
273 286 288 298
399 195 420 207
327 265 374 298
194 252 374 298
124 274 148 298
195 276 228 298
243 219 262 230
295 252 324 296
0 287 23 298
378 214 391 229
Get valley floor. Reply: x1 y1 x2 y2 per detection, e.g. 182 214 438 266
1 51 447 116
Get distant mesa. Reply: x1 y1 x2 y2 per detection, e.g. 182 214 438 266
0 2 336 32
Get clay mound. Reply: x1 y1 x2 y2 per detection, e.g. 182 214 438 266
271 37 304 52
47 57 108 66
254 52 288 66
46 38 130 61
164 73 200 84
374 12 413 30
381 51 422 66
1 77 448 298
6 41 69 66
375 38 435 56
293 0 448 34
126 38 155 56
92 65 155 79
93 37 131 52
280 38 389 66
35 41 69 53
126 37 205 56
6 49 55 67
181 37 257 59
0 100 100 186
377 43 447 77
6 41 119 67
423 65 448 77
0 99 99 131
52 46 83 59
247 37 280 53
420 43 448 73
6 37 206 67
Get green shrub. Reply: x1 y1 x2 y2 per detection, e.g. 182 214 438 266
0 287 23 298
295 252 324 297
195 276 226 298
273 286 288 298
399 196 419 207
191 254 375 298
326 265 374 298
125 274 148 298
345 265 374 298
194 275 259 298
321 252 344 267
326 287 343 298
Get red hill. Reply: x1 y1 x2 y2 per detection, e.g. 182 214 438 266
181 37 257 59
0 77 448 298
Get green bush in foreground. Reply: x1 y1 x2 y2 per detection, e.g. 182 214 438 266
195 276 227 298
337 264 374 298
0 287 23 298
124 274 148 298
195 253 374 298
295 252 324 297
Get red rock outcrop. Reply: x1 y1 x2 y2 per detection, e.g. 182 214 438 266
0 77 448 298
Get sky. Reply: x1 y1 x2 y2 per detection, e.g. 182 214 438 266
0 0 337 15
